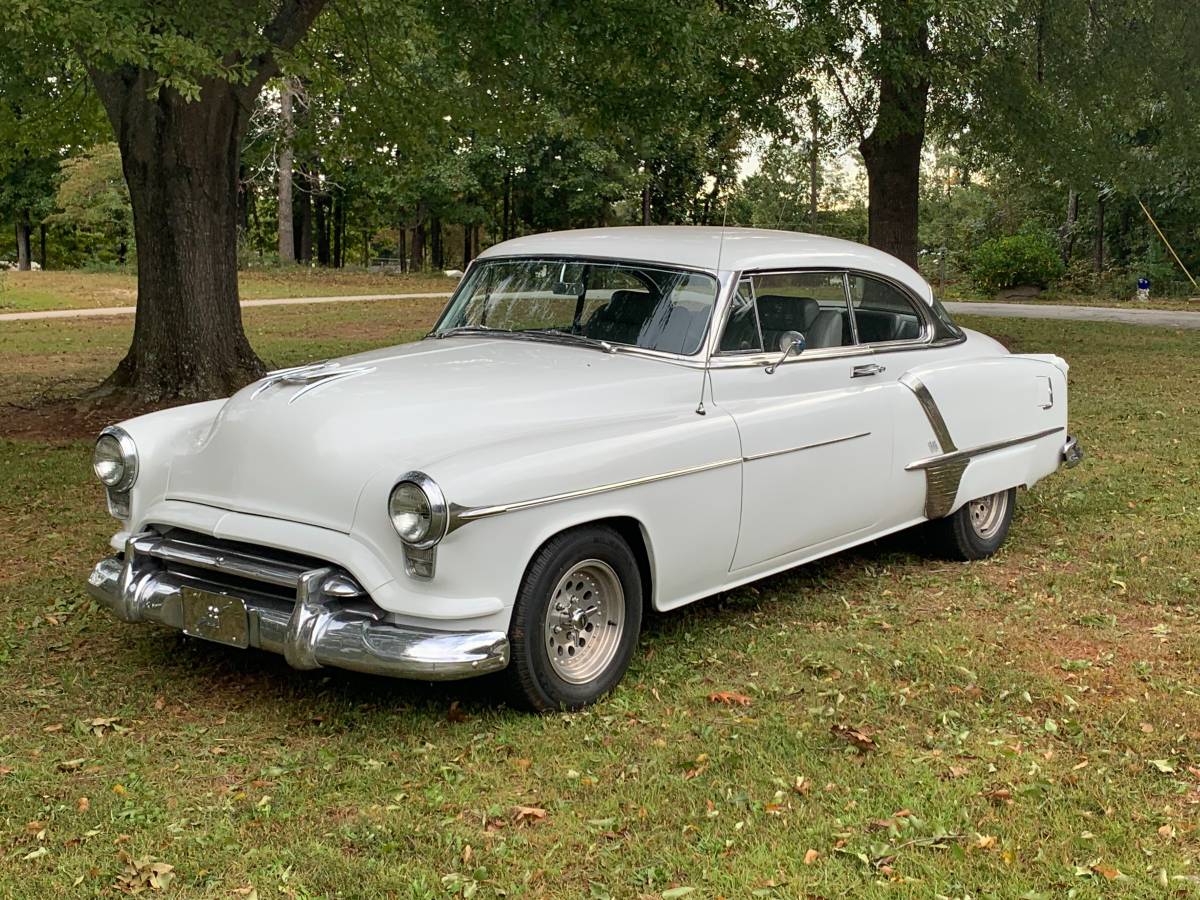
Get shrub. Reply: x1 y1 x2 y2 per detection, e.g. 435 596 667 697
969 232 1064 293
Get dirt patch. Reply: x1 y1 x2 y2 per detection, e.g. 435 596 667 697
1 396 172 441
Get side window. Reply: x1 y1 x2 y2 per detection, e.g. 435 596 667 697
718 280 762 352
847 275 925 344
748 272 854 351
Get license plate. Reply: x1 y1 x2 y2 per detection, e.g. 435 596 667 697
181 587 249 649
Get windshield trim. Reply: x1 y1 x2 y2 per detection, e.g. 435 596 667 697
427 254 723 359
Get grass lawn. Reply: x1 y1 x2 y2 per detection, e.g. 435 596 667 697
0 305 1198 897
0 269 457 313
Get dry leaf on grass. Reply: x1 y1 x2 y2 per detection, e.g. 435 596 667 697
803 849 820 865
114 852 174 893
511 805 547 827
708 691 752 707
830 724 877 752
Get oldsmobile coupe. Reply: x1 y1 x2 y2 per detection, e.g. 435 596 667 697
88 227 1082 710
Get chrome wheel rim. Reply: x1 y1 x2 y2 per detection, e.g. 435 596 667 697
967 490 1009 540
544 559 625 685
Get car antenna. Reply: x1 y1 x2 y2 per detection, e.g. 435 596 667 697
696 203 729 417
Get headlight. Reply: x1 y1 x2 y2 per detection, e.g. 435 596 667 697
388 472 448 548
93 426 138 492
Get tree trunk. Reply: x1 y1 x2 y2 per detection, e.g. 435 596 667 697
332 191 343 268
411 201 427 271
15 217 32 270
88 72 266 400
859 13 930 269
808 137 819 229
431 214 443 269
1060 189 1078 264
315 192 330 266
1094 191 1106 273
397 225 407 271
463 223 473 266
277 77 296 263
641 184 651 226
502 171 512 241
295 174 312 263
38 223 47 269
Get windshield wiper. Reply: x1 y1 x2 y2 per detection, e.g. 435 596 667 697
428 325 504 339
514 328 616 353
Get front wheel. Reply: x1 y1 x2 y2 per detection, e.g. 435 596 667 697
505 526 643 711
928 487 1017 560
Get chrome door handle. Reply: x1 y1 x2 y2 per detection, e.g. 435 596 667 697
851 363 886 378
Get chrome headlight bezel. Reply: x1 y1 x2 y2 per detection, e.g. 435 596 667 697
93 426 139 492
387 471 448 550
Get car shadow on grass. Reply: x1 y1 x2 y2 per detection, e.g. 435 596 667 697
120 523 940 720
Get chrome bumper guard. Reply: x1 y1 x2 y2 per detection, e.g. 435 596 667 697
86 532 509 681
1061 434 1084 468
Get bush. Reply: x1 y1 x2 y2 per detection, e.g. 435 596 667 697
969 232 1064 293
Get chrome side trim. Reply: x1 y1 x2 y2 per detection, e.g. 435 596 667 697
742 431 871 463
905 426 1065 472
898 372 956 453
450 457 742 529
923 458 970 519
899 372 1065 518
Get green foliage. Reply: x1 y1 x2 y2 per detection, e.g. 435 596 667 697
969 232 1064 293
48 144 134 264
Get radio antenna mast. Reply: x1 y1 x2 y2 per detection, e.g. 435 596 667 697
696 203 730 416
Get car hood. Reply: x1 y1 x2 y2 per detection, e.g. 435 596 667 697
164 337 703 532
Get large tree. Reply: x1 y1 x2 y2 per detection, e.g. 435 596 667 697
12 1 328 400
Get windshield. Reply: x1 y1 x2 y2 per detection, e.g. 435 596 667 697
431 257 720 355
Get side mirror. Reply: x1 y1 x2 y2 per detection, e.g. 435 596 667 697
766 330 806 374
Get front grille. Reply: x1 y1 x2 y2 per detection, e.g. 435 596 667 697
142 526 338 603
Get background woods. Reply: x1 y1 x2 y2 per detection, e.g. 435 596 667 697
1 0 1198 400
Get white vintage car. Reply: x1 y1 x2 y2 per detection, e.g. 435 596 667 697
88 227 1082 710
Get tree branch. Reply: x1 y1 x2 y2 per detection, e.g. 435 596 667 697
244 0 330 97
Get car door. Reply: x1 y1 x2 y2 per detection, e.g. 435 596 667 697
708 271 894 571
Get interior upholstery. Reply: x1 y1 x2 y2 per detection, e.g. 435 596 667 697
583 289 707 353
584 290 652 344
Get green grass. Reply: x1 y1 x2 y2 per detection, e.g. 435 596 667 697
0 269 456 313
0 306 1198 897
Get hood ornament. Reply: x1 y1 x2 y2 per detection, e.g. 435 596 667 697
251 362 376 403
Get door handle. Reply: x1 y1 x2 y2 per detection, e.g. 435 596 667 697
851 363 886 378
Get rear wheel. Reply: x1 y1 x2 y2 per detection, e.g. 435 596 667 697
928 487 1016 560
505 526 642 711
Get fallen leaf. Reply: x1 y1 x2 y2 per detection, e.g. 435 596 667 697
114 852 175 892
76 797 90 813
981 788 1012 805
153 696 165 711
662 888 695 899
946 765 969 779
976 834 998 850
447 701 468 723
830 724 877 752
1091 862 1123 880
803 849 820 865
1149 759 1175 774
511 805 547 827
708 691 752 707
1139 722 1154 733
1158 824 1175 839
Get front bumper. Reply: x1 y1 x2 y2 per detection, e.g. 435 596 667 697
87 532 509 681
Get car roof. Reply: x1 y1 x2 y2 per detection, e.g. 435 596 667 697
477 226 934 305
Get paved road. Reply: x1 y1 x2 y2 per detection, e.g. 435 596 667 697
3 292 1198 329
944 301 1200 329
